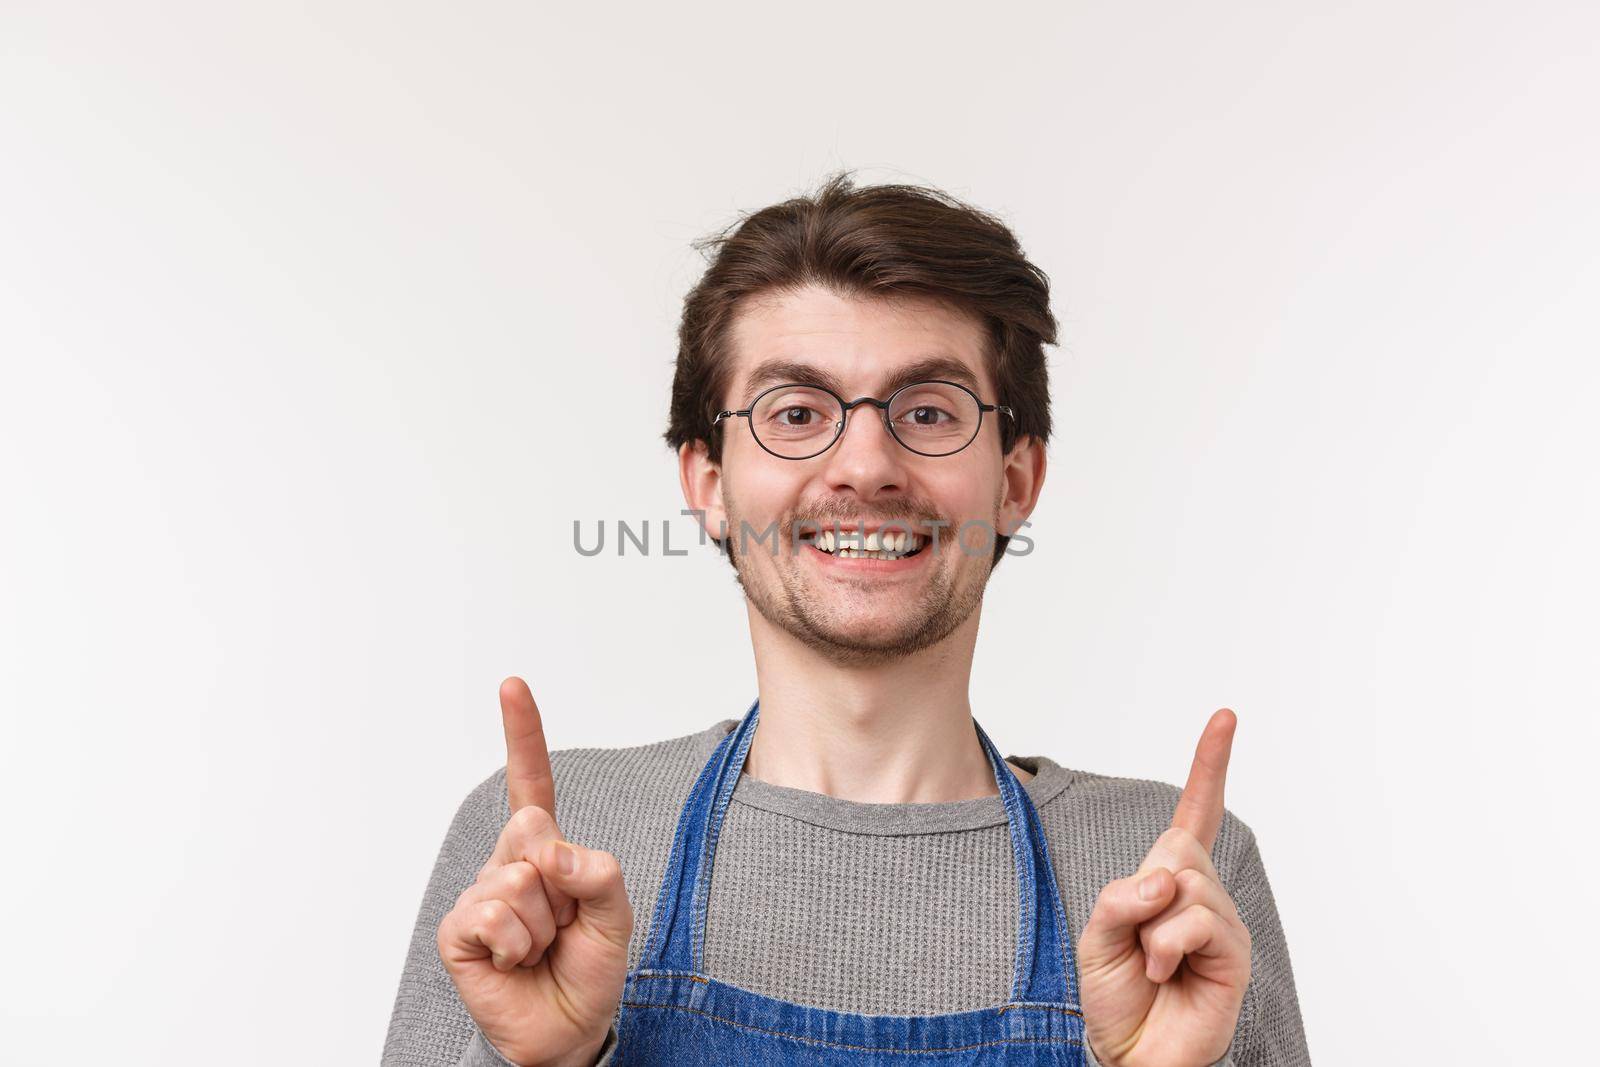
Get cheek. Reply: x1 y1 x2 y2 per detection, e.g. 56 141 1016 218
925 469 1001 519
721 462 811 525
924 474 1004 558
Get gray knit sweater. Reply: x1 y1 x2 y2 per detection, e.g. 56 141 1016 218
383 718 1310 1066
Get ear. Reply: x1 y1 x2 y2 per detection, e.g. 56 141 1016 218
996 434 1047 538
679 440 728 544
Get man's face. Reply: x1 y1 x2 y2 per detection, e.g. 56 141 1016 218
682 284 1042 666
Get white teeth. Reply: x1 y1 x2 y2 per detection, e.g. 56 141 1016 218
812 527 926 558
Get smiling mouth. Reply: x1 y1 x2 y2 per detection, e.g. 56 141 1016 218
800 528 929 561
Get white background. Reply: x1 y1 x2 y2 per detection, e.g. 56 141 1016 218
2 2 1595 1062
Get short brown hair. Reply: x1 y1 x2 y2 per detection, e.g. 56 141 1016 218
665 171 1058 564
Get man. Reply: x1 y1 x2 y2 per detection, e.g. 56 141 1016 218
383 174 1310 1066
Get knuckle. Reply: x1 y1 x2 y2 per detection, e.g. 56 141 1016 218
592 850 624 883
1159 826 1198 854
1091 875 1134 917
1175 867 1210 895
510 805 556 836
504 860 541 895
444 887 477 918
1184 902 1222 933
527 904 557 946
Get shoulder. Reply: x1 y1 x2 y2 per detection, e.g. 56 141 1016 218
547 718 737 833
452 717 738 853
1031 758 1264 898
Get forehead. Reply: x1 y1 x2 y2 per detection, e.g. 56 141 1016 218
723 284 995 402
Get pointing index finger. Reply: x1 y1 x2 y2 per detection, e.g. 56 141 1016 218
501 676 557 819
1169 707 1237 854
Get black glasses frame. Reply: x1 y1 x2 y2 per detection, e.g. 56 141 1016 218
713 379 1015 460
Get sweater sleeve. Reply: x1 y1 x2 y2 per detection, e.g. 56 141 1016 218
1086 1045 1235 1067
1223 826 1311 1066
459 1026 617 1066
381 766 621 1067
1083 821 1306 1067
381 769 504 1065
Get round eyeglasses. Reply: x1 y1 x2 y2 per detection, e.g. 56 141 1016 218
713 379 1014 460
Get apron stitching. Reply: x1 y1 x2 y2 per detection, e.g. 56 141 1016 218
627 972 1082 1016
616 1002 1084 1053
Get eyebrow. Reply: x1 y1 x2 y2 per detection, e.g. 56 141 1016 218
739 355 987 403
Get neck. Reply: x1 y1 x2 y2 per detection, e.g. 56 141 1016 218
740 604 1030 803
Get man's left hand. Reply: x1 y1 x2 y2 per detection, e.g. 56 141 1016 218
1078 709 1252 1067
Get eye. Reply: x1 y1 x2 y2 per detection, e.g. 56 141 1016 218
886 383 980 443
752 386 840 438
774 403 824 427
899 404 955 427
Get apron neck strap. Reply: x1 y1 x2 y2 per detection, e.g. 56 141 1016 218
638 699 1078 1008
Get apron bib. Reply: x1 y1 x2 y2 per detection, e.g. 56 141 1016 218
612 700 1086 1065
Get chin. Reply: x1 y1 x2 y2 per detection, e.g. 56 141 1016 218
801 597 921 631
795 604 966 659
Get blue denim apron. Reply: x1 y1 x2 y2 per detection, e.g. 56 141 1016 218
612 700 1086 1065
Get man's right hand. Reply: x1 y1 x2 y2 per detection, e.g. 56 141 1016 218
438 678 634 1067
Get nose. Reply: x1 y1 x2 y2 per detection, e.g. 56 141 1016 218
818 401 910 500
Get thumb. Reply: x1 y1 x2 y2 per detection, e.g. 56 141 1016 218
1079 867 1178 970
538 840 633 951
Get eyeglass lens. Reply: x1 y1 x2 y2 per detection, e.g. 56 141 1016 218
749 382 982 458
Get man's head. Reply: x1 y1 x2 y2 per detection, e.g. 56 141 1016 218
667 173 1057 666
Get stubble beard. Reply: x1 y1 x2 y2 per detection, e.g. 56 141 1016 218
726 509 994 668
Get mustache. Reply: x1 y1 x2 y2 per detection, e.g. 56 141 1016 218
782 498 947 535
